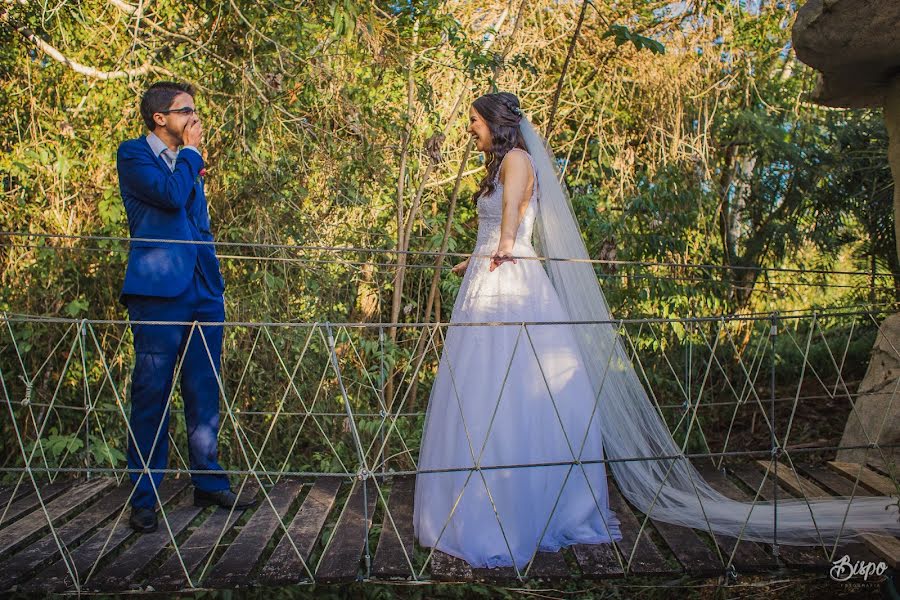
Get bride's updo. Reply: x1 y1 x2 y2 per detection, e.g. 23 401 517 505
472 92 528 201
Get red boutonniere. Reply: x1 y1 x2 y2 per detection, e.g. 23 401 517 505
195 167 207 185
199 168 207 177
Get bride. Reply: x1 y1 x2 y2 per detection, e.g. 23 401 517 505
413 92 623 569
413 92 900 570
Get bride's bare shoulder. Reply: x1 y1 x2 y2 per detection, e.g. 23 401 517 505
498 148 533 182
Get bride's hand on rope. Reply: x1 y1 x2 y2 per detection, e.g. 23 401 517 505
451 257 470 275
490 247 516 272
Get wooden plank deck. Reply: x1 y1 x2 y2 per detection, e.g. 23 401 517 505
0 478 114 559
202 479 305 588
572 484 671 577
0 480 75 529
692 463 779 573
315 478 378 583
86 501 206 591
21 478 188 594
371 475 416 579
761 460 900 569
728 462 880 569
0 462 895 592
0 484 134 590
153 497 250 591
256 477 341 586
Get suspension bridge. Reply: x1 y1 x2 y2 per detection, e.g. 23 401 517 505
0 233 898 593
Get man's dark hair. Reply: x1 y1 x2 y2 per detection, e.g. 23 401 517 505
139 81 196 131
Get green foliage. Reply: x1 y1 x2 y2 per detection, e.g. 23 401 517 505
603 25 665 55
43 429 83 460
0 1 893 498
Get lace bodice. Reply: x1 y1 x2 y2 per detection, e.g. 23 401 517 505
474 149 539 253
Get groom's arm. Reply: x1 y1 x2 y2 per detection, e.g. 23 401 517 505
117 142 204 211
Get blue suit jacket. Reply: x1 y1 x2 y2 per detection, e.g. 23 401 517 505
117 136 225 301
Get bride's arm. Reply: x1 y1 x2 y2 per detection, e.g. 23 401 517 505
491 150 532 271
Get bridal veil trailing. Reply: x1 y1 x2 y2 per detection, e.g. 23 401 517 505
521 115 900 547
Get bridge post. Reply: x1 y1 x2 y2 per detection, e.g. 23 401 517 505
81 319 91 481
770 312 780 559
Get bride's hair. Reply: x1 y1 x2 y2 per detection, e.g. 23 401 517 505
472 92 527 201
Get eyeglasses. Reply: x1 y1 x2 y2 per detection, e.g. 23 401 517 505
157 107 198 116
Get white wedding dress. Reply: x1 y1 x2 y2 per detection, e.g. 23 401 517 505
414 149 623 569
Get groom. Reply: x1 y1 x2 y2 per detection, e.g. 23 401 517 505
117 81 255 533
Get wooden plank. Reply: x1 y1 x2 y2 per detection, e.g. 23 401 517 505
827 461 897 496
864 458 893 477
256 477 341 587
728 463 863 570
858 535 900 570
797 464 876 498
753 460 826 499
572 541 624 578
692 462 780 572
202 479 304 589
765 461 898 570
371 476 416 579
315 478 377 583
0 477 112 558
0 480 73 529
467 553 572 581
757 461 888 534
86 502 205 591
22 478 188 594
153 508 245 591
778 461 900 568
525 551 569 580
0 482 130 591
154 484 259 591
608 470 720 577
471 563 518 582
430 550 473 581
0 480 38 513
573 484 671 577
865 459 895 479
645 513 721 576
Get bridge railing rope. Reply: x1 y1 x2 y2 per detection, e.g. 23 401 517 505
1 303 898 587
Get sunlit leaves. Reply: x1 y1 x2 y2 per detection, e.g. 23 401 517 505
603 25 665 55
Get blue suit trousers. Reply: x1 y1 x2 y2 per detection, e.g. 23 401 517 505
125 273 229 508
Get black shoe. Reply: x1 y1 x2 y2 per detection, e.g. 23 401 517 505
129 507 158 533
194 487 258 509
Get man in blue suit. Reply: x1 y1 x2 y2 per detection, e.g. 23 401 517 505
118 81 255 533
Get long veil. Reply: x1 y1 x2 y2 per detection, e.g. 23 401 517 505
520 116 900 546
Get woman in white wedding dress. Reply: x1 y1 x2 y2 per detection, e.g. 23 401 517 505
413 92 623 569
414 91 900 572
